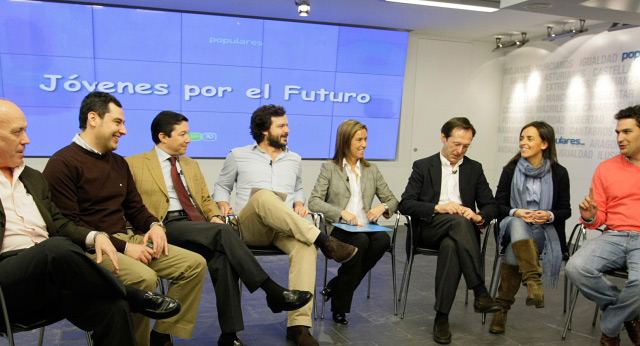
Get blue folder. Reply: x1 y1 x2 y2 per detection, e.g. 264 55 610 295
331 223 392 232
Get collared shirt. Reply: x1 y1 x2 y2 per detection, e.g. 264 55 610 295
438 152 463 205
154 146 196 212
73 133 103 155
0 164 49 253
214 144 305 212
342 159 369 224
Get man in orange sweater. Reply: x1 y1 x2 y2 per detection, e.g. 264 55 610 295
566 105 640 346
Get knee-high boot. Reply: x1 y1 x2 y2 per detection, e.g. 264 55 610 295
512 239 544 308
489 263 521 334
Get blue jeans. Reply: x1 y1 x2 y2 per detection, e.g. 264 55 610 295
565 232 640 337
503 217 546 265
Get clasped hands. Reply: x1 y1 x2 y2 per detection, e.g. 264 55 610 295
434 201 483 224
340 204 388 225
513 209 552 224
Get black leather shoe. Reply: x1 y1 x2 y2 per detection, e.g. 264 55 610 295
473 295 502 314
320 286 332 302
217 334 247 346
332 312 349 325
266 289 313 313
433 319 452 344
131 291 182 320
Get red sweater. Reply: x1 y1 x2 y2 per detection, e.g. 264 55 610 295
585 155 640 232
43 143 158 252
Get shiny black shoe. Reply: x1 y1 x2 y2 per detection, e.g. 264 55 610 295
266 289 313 313
332 312 349 325
130 291 182 320
320 286 332 302
217 334 247 346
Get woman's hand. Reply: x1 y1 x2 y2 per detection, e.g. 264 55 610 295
514 209 535 223
366 204 386 223
340 210 359 225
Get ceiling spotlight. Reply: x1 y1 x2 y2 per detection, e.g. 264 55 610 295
542 19 588 41
608 23 639 32
295 0 310 16
493 33 529 51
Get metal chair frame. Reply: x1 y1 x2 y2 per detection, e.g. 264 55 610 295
319 211 400 319
227 212 323 319
397 213 489 319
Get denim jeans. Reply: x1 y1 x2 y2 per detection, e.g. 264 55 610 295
565 232 640 337
503 217 546 265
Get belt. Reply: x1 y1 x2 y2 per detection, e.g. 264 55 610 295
166 210 188 219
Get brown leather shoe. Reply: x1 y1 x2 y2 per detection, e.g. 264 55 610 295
286 326 319 346
489 309 507 334
624 315 640 345
600 333 620 346
473 294 502 314
321 236 358 263
433 319 452 344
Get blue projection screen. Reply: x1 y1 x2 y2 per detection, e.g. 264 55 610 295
0 1 408 159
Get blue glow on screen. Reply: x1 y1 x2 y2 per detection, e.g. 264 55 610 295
0 0 408 159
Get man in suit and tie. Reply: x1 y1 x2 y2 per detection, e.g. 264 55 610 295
399 117 500 344
0 100 181 346
125 111 313 346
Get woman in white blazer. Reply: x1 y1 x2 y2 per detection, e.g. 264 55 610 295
309 119 398 325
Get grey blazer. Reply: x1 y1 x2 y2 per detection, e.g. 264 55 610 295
309 161 398 225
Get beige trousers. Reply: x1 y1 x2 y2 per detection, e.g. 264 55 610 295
87 231 206 346
238 190 320 327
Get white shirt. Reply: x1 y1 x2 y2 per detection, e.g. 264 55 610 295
0 164 49 253
342 159 369 224
438 152 463 205
154 146 196 212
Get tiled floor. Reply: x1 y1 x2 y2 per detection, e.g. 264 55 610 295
2 227 631 345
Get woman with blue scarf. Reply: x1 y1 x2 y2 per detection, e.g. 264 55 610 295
489 121 571 334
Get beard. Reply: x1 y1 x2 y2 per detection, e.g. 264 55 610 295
266 131 287 150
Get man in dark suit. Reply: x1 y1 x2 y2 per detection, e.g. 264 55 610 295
126 111 312 346
399 117 500 344
0 100 179 346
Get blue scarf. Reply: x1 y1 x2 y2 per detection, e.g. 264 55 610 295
499 157 561 288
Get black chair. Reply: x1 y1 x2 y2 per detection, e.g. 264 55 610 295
319 211 400 319
227 212 324 319
397 213 489 319
0 282 93 346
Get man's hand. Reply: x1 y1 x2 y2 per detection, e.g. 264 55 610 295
294 202 309 218
434 201 463 215
366 204 387 223
217 201 234 216
514 209 535 223
532 210 552 224
143 225 169 258
124 243 154 265
579 187 598 221
210 216 225 224
459 207 482 223
95 233 120 274
340 210 359 225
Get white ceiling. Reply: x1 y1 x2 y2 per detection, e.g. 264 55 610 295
51 0 640 41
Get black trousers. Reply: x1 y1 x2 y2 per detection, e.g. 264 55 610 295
164 216 269 333
417 214 484 314
328 228 390 313
0 237 136 346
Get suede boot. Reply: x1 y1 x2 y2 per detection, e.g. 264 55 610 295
489 263 522 334
512 239 544 308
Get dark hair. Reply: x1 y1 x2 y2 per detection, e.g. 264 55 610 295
507 121 558 167
332 119 370 168
614 105 640 128
250 104 286 143
79 92 122 130
441 117 476 139
151 111 189 144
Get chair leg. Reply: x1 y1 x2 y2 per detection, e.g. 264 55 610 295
38 326 45 346
392 249 398 315
592 302 599 326
321 257 328 320
562 288 580 339
398 259 409 303
563 273 569 313
483 253 503 324
85 331 94 346
367 271 372 299
400 255 415 319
